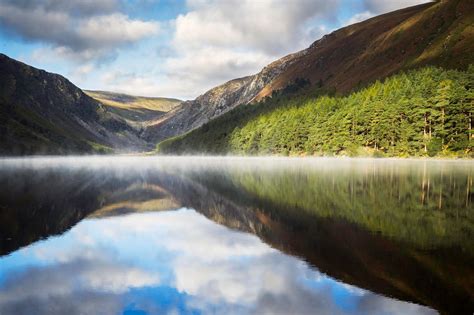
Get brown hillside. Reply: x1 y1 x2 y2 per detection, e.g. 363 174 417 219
256 0 474 100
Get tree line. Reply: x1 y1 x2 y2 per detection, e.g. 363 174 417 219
158 66 473 157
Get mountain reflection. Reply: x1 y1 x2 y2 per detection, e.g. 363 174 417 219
0 156 472 314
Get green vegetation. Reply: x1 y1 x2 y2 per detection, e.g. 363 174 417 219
87 142 114 154
158 66 474 157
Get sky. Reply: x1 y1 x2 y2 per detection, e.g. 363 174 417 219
0 0 431 100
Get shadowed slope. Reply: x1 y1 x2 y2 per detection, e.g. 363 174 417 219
0 54 149 155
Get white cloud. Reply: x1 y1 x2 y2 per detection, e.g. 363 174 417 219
77 13 160 49
164 49 269 81
158 0 338 98
363 0 433 15
71 63 95 80
98 69 166 97
174 0 336 55
0 1 160 62
343 11 374 26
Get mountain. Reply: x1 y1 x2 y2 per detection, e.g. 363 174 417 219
1 0 472 156
158 65 473 157
144 52 305 142
147 0 473 143
84 90 181 130
0 54 150 155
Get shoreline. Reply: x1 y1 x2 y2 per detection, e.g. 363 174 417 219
0 154 473 163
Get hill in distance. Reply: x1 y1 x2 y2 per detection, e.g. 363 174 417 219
84 90 181 129
146 0 474 144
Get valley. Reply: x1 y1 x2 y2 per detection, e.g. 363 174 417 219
0 0 472 157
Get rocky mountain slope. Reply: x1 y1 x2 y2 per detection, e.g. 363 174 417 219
0 54 149 155
144 50 306 142
146 0 473 143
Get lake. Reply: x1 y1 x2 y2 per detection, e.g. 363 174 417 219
0 156 472 315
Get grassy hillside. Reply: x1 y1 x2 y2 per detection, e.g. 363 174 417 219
85 90 181 128
158 66 474 157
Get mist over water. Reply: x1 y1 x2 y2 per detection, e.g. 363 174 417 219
0 156 472 315
1 155 472 183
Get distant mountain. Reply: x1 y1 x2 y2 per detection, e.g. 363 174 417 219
0 54 150 155
85 90 181 130
147 0 474 143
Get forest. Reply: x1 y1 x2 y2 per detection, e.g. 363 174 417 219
158 66 473 157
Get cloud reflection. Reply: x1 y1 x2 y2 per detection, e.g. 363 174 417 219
0 209 436 315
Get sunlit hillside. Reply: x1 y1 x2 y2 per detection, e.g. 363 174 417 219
85 90 182 128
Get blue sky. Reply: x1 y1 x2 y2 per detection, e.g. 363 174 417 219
0 0 430 100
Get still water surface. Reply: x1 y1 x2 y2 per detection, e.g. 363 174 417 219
0 156 472 315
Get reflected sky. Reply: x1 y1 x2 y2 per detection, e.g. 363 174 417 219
0 209 436 315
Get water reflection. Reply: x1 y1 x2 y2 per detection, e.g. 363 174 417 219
0 210 435 315
0 156 472 314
